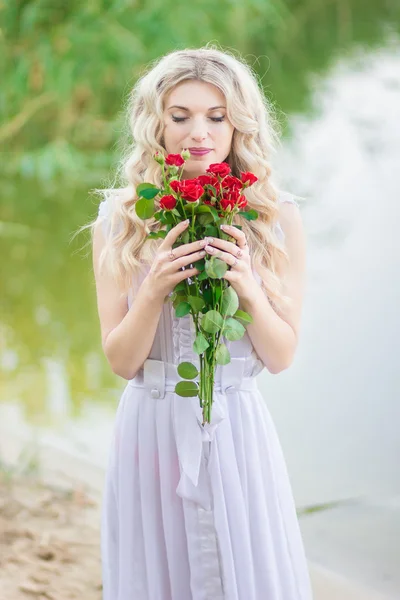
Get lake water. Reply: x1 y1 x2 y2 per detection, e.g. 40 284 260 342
1 42 400 511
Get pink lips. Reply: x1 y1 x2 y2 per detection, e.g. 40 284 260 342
188 148 212 156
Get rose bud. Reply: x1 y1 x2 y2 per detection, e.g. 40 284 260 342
165 153 185 167
181 149 191 161
240 171 258 186
159 194 177 210
169 179 181 194
154 151 165 165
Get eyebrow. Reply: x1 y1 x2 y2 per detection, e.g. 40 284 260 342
167 105 226 111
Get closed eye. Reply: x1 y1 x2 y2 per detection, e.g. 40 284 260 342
172 116 225 123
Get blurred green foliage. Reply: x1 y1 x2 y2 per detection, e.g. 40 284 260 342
1 0 399 185
0 0 399 417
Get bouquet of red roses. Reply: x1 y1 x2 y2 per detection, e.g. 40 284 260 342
135 150 258 424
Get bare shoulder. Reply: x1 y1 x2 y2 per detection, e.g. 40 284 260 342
273 194 307 340
277 194 306 254
92 221 129 347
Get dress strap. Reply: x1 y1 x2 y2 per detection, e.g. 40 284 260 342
278 190 300 207
97 199 111 237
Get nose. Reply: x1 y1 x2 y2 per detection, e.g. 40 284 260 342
191 130 207 142
190 118 208 142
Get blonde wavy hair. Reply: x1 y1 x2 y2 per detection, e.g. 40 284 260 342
90 44 294 313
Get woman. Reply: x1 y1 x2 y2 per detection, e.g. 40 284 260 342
92 46 312 599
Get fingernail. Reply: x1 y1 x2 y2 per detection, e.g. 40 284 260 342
220 224 228 229
184 219 190 225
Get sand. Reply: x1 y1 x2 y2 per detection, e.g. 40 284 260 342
0 471 102 600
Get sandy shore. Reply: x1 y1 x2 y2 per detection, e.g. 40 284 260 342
0 471 102 600
0 428 394 600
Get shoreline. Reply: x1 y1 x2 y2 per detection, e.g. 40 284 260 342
0 427 395 600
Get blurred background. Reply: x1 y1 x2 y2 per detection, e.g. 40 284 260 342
1 1 399 598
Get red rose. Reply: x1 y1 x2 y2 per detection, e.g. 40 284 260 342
240 171 258 186
220 188 241 211
198 174 222 195
220 197 235 211
169 180 181 193
222 175 243 191
179 179 204 202
206 162 231 178
197 175 214 186
165 153 185 167
238 194 248 209
159 194 177 210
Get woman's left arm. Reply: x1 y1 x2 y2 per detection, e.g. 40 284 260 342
204 201 306 374
240 202 307 373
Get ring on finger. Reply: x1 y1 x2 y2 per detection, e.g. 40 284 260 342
232 256 239 268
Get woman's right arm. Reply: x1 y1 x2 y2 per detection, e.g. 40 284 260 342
92 218 207 380
92 222 166 379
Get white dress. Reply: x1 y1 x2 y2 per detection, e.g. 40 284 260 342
99 192 314 600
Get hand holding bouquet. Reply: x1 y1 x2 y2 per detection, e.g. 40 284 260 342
135 151 258 425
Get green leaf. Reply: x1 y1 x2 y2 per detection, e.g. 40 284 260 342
202 286 213 303
177 361 199 379
172 292 187 309
202 309 224 333
175 302 191 317
209 206 219 221
204 224 218 237
164 212 175 224
197 270 209 281
135 198 155 220
188 296 205 313
221 286 239 316
194 258 205 271
137 183 160 199
174 281 187 292
205 256 228 279
193 332 209 354
234 309 253 325
197 205 212 213
215 343 231 365
206 185 217 196
238 208 258 221
146 229 167 240
197 213 214 225
181 230 190 244
174 380 199 397
223 317 246 341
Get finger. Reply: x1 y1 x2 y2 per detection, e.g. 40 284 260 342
221 224 247 248
204 236 244 257
204 247 239 267
175 266 200 283
159 220 189 250
174 248 206 269
170 237 207 259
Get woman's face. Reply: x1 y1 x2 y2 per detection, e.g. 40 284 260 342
162 80 235 179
